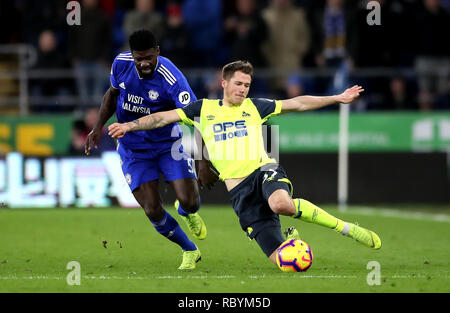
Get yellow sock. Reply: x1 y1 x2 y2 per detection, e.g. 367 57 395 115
293 198 346 232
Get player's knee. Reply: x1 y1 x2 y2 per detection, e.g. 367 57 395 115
177 194 200 213
269 196 295 216
143 203 164 221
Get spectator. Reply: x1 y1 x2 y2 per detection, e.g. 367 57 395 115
122 0 165 46
204 70 223 99
0 0 22 43
17 0 66 45
68 0 112 107
110 1 128 56
83 107 117 155
350 0 417 68
68 107 116 156
68 119 87 156
310 0 356 68
383 0 416 67
224 0 268 67
433 77 450 110
261 0 310 93
30 29 72 110
414 0 450 110
183 0 223 67
383 76 418 111
285 75 306 99
307 0 358 97
159 2 191 67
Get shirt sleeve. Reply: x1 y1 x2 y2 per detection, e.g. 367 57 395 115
251 98 283 122
170 75 198 109
110 59 119 89
175 99 203 126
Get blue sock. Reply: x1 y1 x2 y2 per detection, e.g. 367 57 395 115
177 197 201 217
150 211 197 251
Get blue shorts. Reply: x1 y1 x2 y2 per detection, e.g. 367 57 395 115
118 144 197 192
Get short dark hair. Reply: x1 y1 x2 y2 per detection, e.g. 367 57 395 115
222 60 254 81
129 30 157 51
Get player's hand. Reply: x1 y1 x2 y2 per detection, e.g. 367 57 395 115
197 159 219 190
337 85 364 104
108 122 129 139
84 128 102 155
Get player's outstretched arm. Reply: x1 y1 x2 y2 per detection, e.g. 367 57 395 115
85 86 119 155
280 85 364 113
108 109 181 139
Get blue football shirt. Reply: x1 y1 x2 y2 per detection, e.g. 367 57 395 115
110 52 197 153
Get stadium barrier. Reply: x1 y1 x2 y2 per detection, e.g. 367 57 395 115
0 43 435 113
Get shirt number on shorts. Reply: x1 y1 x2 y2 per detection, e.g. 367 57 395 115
262 169 277 184
186 157 195 174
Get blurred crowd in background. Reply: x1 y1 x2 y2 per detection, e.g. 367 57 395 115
0 0 449 115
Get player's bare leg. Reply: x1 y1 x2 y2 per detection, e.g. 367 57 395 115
133 181 165 221
171 178 200 213
133 181 200 269
268 250 277 266
171 178 207 240
267 189 296 216
265 189 296 267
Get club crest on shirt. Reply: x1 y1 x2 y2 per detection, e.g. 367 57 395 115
148 90 159 100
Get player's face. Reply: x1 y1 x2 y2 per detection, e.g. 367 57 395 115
132 47 160 76
222 71 251 105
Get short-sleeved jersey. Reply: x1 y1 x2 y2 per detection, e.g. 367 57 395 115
110 52 197 153
175 98 283 180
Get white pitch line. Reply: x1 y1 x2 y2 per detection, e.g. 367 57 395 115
338 206 450 223
0 275 63 280
156 275 236 279
279 275 358 279
1 274 448 280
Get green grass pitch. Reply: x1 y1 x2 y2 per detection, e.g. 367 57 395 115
0 205 449 293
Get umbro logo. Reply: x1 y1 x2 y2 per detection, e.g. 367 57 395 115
207 115 215 120
119 82 126 89
242 111 251 117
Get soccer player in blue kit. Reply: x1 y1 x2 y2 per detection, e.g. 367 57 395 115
85 30 214 270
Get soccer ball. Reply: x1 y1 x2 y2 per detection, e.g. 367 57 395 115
276 238 313 272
